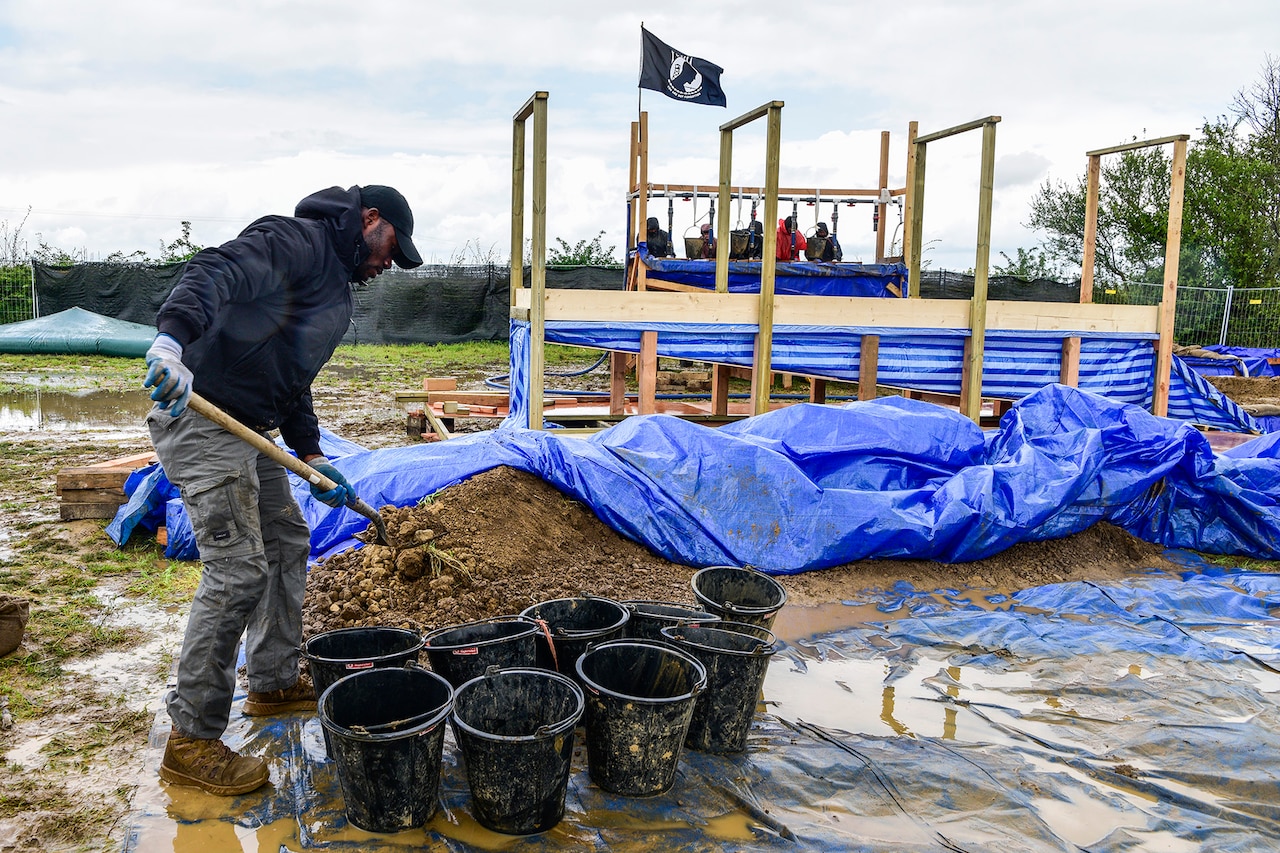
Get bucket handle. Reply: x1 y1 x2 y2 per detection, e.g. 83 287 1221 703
532 619 560 672
349 710 440 736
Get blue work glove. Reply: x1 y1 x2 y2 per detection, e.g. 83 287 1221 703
143 333 194 417
309 457 357 508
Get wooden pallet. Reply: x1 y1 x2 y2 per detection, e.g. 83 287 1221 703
57 450 158 520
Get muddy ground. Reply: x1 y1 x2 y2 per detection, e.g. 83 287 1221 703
0 349 1273 852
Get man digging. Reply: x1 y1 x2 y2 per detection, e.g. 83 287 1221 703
142 185 422 795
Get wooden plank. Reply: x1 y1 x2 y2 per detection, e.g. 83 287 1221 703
916 115 1002 145
641 182 898 198
1087 133 1190 157
986 300 1160 333
58 487 126 502
60 502 127 521
809 377 827 404
422 377 457 391
858 335 879 400
58 451 158 490
528 289 1159 335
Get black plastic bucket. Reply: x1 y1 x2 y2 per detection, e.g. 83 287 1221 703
302 626 425 697
519 597 629 680
450 668 585 835
621 600 720 642
318 665 453 833
422 616 539 689
661 621 778 753
690 566 788 630
575 639 707 796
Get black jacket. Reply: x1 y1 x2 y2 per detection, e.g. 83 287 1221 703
155 186 364 459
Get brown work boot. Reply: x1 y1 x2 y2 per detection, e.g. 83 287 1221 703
159 729 269 796
242 673 316 716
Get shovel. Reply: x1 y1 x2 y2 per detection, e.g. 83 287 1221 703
185 392 392 546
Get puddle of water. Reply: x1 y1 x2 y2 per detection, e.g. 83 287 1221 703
62 589 184 710
0 387 152 433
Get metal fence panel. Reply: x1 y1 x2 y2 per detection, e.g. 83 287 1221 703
1093 281 1278 348
0 264 34 325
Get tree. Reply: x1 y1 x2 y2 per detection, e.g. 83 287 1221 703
1025 57 1280 290
158 221 203 263
546 231 618 266
991 247 1066 280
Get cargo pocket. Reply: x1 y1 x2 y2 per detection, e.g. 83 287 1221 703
183 472 254 557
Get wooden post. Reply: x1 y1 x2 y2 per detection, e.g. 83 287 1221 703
876 131 890 263
715 127 733 293
752 103 784 415
1153 137 1188 417
1080 154 1101 304
610 351 627 415
712 364 731 415
1060 337 1081 386
512 92 550 431
808 377 827 404
960 118 999 423
858 335 879 400
636 112 650 292
906 125 925 299
638 331 658 415
510 110 527 309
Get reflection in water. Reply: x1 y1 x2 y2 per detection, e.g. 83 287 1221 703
0 387 153 432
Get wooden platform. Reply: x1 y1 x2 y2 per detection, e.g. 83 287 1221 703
57 450 158 520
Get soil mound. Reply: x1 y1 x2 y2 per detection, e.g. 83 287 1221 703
301 467 1181 638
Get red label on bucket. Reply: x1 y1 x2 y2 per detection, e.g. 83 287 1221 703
344 661 375 670
453 647 480 656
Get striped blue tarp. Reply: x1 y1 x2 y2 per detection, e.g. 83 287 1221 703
521 320 1263 433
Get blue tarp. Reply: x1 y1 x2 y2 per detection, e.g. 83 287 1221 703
1205 345 1280 377
633 246 907 297
112 383 1280 567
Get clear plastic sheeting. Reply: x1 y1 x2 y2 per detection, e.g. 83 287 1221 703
123 563 1280 851
114 382 1280 568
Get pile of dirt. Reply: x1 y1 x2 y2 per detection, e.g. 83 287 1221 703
1207 375 1280 415
301 466 1180 638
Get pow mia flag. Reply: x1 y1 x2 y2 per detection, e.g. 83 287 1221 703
638 26 727 108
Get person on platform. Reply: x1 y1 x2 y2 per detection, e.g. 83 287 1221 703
813 221 843 262
698 222 716 259
645 216 674 257
777 216 807 261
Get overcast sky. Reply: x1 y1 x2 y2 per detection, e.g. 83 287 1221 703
1 1 1276 272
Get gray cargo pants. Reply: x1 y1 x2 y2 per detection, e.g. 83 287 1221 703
148 405 312 739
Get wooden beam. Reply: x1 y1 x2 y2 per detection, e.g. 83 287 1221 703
638 331 658 415
637 183 905 198
858 335 879 400
1080 154 1100 304
1153 136 1188 417
916 115 1002 144
720 100 785 132
519 289 1161 334
1087 133 1191 157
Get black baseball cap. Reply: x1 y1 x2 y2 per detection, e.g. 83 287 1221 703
359 185 422 268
